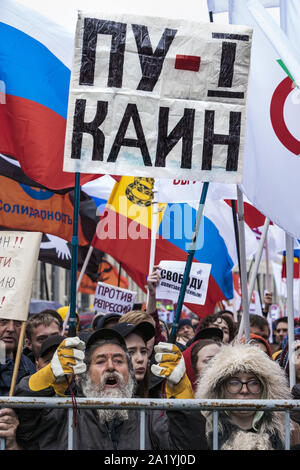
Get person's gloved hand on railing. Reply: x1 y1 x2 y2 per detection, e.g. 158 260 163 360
151 342 194 399
29 337 86 396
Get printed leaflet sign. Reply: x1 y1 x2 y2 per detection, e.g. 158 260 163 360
93 282 136 315
156 260 211 305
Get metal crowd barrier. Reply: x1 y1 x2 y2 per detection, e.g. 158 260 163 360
1 397 300 450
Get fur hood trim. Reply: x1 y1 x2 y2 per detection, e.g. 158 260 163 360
195 343 292 448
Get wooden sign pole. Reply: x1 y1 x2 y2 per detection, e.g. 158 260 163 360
9 321 27 396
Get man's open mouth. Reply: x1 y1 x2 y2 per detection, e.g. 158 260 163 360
105 376 118 387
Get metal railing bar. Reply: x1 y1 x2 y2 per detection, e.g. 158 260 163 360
213 410 218 451
1 398 299 451
68 408 73 451
140 409 146 450
0 397 299 410
285 411 290 450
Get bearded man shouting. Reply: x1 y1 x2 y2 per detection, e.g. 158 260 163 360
13 329 170 450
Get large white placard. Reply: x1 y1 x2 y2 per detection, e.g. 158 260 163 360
93 282 137 315
63 11 252 183
156 260 211 305
0 231 42 321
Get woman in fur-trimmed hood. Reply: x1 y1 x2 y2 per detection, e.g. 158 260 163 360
195 343 300 450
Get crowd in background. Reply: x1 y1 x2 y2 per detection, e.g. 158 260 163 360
0 267 300 451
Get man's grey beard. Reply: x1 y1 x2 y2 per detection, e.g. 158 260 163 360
80 371 135 424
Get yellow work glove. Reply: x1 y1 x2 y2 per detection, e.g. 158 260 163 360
151 342 194 399
29 337 86 396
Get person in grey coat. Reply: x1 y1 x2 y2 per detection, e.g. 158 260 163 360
14 328 171 450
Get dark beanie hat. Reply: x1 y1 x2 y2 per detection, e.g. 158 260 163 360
178 318 193 329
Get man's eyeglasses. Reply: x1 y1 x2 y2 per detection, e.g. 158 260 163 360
225 378 262 395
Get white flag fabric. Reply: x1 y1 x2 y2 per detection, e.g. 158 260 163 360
155 178 259 266
272 261 300 317
230 0 300 239
245 0 300 85
155 179 237 203
280 0 300 54
204 198 258 266
207 0 279 13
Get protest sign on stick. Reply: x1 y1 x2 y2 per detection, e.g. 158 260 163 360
157 260 211 305
0 231 42 321
63 11 252 183
93 282 136 315
63 11 253 343
0 230 42 397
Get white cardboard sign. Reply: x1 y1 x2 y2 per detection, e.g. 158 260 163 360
157 260 211 305
93 282 137 315
0 231 42 321
63 11 252 183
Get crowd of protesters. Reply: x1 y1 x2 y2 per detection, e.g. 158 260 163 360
0 267 300 450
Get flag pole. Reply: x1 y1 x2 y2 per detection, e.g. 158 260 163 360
68 172 81 337
76 245 94 291
298 257 300 319
265 234 271 292
236 186 250 342
62 244 94 335
9 321 27 396
149 179 158 275
146 179 158 309
118 262 122 287
247 217 270 306
169 182 209 344
286 232 296 390
231 199 242 281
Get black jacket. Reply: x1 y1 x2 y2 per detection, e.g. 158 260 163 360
0 353 36 396
166 409 209 450
15 376 173 450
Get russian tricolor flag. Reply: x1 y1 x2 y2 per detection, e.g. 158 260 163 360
91 177 258 317
0 0 99 189
156 201 235 315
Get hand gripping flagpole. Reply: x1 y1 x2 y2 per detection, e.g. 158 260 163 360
169 182 209 344
68 172 81 337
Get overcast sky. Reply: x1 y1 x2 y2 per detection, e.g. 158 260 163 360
15 0 228 32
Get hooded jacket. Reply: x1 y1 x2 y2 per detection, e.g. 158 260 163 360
195 343 296 450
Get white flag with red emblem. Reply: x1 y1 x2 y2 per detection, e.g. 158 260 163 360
230 0 300 239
